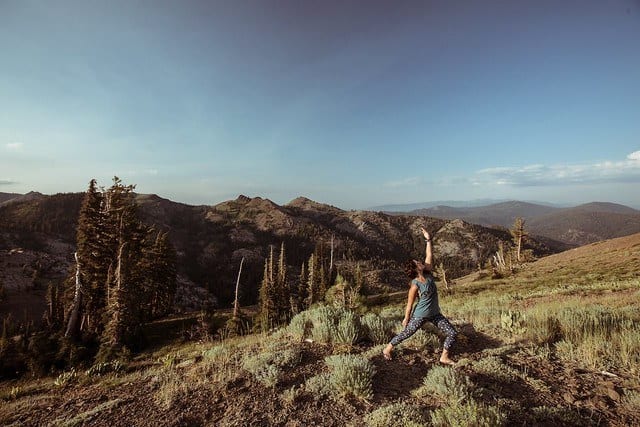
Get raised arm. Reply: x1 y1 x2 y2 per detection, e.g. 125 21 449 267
421 227 432 269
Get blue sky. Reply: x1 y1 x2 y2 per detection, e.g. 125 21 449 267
1 0 639 209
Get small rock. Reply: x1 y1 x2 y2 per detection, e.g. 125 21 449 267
177 359 195 369
606 388 620 401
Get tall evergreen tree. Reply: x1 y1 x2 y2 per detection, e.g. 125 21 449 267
258 250 278 329
66 179 106 339
296 262 308 311
63 177 177 361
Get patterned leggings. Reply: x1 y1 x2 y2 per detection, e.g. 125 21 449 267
390 314 457 350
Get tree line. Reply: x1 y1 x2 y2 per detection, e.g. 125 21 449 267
1 178 177 377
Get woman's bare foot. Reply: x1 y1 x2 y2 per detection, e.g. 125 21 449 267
439 349 455 365
383 344 393 360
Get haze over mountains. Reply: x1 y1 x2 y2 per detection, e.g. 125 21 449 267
378 200 640 246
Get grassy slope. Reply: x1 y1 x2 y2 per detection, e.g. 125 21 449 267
1 234 639 426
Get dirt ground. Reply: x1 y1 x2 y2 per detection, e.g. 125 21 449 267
2 322 638 427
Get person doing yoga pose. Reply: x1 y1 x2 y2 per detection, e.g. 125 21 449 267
383 227 457 365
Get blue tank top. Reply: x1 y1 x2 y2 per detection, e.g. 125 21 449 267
411 276 440 319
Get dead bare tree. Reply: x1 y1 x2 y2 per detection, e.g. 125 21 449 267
436 262 449 290
233 257 244 319
330 234 334 272
65 252 82 338
510 217 528 262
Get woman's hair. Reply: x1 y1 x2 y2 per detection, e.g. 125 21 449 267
404 260 430 280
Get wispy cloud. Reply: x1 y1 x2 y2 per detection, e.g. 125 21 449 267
5 142 23 151
0 179 17 185
628 151 640 161
475 151 640 187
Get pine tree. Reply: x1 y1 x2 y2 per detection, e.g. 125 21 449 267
258 249 278 330
296 262 308 311
98 179 146 357
66 180 105 338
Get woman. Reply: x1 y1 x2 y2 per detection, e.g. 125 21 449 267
383 227 457 365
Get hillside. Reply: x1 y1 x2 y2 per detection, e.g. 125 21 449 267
1 234 638 426
0 192 21 204
528 205 640 246
406 200 640 246
0 192 559 323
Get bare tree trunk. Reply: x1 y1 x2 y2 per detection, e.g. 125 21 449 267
233 257 244 319
436 263 449 290
330 234 334 272
65 252 82 338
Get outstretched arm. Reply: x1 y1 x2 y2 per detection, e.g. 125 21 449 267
421 227 432 269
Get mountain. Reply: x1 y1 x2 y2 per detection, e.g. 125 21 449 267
403 200 640 246
408 201 558 228
0 192 562 322
0 191 45 207
0 192 22 204
369 198 510 212
528 203 640 245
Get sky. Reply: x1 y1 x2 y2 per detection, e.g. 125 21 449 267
1 0 640 209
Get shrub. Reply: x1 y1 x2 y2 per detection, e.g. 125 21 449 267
364 403 429 427
622 389 640 411
304 373 332 398
198 344 238 384
85 360 125 377
242 344 303 388
529 406 592 426
243 353 281 388
281 385 302 406
431 399 505 427
361 313 391 345
523 315 563 344
298 305 364 346
406 329 440 352
158 352 180 369
334 311 361 346
471 356 520 383
287 312 311 340
53 369 78 387
202 345 231 362
414 365 472 404
500 310 526 336
325 354 376 401
155 369 189 409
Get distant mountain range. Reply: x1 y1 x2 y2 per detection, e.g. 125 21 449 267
397 200 640 246
3 192 639 247
369 199 569 212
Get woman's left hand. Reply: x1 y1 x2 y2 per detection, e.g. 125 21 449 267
420 227 430 240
